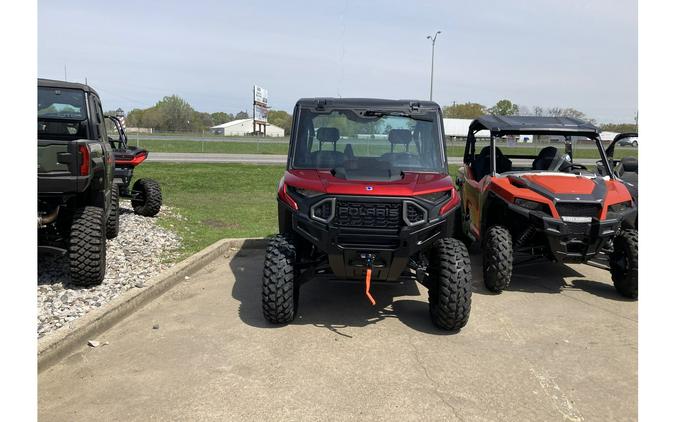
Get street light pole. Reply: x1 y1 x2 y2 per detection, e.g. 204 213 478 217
426 31 441 101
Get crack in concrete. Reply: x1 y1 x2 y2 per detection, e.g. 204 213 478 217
407 335 466 422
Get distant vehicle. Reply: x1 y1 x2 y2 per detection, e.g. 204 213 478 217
106 116 163 217
616 135 638 148
38 79 119 286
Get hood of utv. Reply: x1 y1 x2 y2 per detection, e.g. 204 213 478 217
284 169 453 196
490 173 633 220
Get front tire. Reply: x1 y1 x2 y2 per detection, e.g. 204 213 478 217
69 206 106 287
262 234 299 324
132 178 162 217
632 140 638 147
483 225 513 293
106 183 120 239
426 238 472 330
610 229 638 299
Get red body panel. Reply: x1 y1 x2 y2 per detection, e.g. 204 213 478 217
520 174 596 195
461 163 634 236
283 169 456 197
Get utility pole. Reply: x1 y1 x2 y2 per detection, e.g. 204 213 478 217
426 31 441 101
64 65 67 81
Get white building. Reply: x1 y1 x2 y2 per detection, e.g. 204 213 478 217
210 119 285 137
443 118 490 138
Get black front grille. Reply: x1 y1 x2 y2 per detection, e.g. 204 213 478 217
556 203 601 218
334 201 402 228
566 222 589 235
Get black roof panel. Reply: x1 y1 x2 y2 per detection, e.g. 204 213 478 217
469 115 600 136
38 78 99 96
295 97 440 110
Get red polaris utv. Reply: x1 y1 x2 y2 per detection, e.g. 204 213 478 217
105 116 162 217
263 98 472 330
456 116 638 298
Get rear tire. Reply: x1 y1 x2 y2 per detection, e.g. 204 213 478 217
483 225 513 293
106 183 120 239
610 229 638 299
69 206 106 287
632 140 638 147
132 178 162 217
262 234 299 324
426 238 472 330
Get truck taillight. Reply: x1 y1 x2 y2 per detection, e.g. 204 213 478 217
79 144 90 175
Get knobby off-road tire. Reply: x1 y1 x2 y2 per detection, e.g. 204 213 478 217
483 225 513 293
609 229 638 299
69 206 106 287
132 178 162 217
426 238 472 330
106 183 120 239
262 234 299 324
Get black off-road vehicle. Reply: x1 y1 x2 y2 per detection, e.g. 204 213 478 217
38 79 119 286
262 98 472 330
105 116 162 216
456 116 638 298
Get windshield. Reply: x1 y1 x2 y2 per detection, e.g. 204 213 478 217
38 87 87 120
291 108 445 173
466 134 612 180
38 87 89 139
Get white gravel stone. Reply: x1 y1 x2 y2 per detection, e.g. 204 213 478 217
37 200 181 338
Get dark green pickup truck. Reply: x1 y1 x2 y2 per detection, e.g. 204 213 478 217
38 79 119 286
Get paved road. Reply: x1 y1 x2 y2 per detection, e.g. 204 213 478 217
147 152 599 167
39 245 637 421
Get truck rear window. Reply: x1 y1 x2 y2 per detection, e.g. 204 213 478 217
38 87 87 120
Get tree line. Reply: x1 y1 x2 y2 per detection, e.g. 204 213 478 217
118 95 293 134
442 99 638 132
115 95 636 134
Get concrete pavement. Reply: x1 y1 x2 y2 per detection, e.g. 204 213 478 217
39 244 637 421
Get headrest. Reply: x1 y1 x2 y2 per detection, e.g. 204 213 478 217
478 146 504 157
317 127 339 143
621 156 638 173
537 146 559 160
388 129 412 145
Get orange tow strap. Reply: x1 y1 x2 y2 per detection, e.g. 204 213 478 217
365 268 376 305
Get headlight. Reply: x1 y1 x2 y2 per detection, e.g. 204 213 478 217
608 201 632 213
417 190 452 203
514 198 549 213
291 187 324 198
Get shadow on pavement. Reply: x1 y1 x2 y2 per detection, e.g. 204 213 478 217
229 240 462 335
468 250 630 301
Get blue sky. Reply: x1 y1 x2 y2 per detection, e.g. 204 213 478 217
38 0 637 123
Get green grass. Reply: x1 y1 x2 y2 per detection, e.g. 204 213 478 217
138 138 637 159
137 139 289 155
132 163 460 258
133 163 285 257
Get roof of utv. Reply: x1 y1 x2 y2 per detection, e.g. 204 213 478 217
295 97 441 110
469 115 600 137
38 78 100 96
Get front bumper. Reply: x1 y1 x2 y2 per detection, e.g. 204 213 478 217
508 204 638 263
286 197 460 281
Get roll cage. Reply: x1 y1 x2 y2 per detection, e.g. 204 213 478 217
462 115 616 179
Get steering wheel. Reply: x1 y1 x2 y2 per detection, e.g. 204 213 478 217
560 162 588 173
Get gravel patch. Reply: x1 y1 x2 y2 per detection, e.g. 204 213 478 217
37 200 181 338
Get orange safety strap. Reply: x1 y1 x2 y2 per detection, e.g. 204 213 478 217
365 268 376 305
